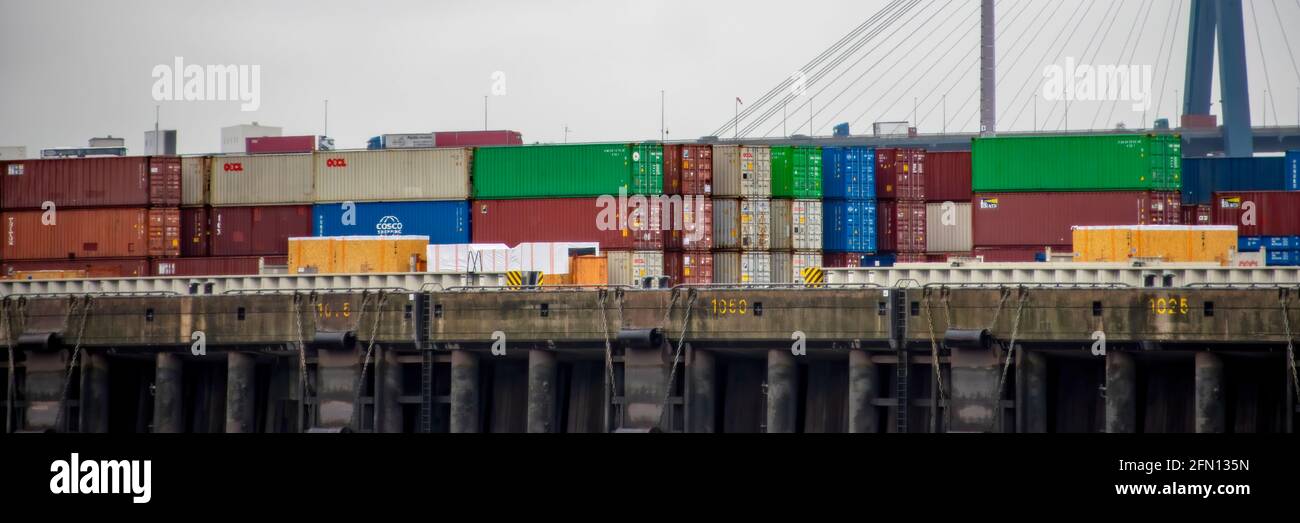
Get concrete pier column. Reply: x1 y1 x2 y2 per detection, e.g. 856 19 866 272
622 344 671 430
1021 350 1048 433
22 350 68 431
315 346 361 430
80 351 110 433
1194 352 1226 433
949 347 999 433
848 349 878 433
449 350 480 433
1105 351 1137 433
376 347 403 433
225 352 257 433
527 349 558 433
687 346 716 433
766 349 798 433
153 352 184 433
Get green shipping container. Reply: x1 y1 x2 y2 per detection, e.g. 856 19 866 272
473 143 663 199
771 146 823 198
972 134 1181 192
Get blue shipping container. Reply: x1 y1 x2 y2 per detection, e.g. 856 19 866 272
1288 151 1300 191
1267 250 1299 267
1239 236 1300 252
1238 237 1264 252
312 201 470 244
823 199 878 253
1181 157 1289 205
822 147 876 199
859 254 896 267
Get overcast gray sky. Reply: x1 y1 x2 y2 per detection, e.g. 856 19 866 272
1 0 1297 155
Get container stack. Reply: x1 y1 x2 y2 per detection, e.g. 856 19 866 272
663 144 714 286
0 156 181 278
769 146 822 283
923 151 973 261
1214 191 1300 266
971 134 1182 261
820 146 876 268
471 143 666 284
875 148 928 263
712 145 773 284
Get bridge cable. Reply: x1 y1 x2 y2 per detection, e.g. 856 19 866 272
1002 0 1097 130
1247 0 1281 126
1153 0 1186 125
1275 0 1300 84
740 0 926 137
1088 0 1151 130
1049 0 1124 130
944 0 1045 130
915 0 1034 130
784 0 977 137
1096 0 1157 130
958 0 1067 131
710 0 908 137
950 0 1052 132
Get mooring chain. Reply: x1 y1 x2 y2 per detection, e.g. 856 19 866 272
991 290 1029 432
656 289 698 431
1282 296 1300 405
3 298 15 434
596 290 617 409
987 287 1012 331
921 292 947 433
352 292 388 431
293 293 310 432
54 295 93 432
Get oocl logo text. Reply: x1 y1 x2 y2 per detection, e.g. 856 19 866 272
376 216 403 235
223 163 244 172
325 158 348 168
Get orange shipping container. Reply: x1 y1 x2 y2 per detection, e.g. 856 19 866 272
288 236 429 274
570 255 609 286
148 208 182 257
2 208 149 260
1073 226 1238 264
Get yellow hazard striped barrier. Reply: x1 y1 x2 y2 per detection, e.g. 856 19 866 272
801 267 825 288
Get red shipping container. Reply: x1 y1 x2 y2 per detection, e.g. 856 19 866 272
1181 204 1212 226
181 207 211 257
472 199 663 250
664 144 713 195
664 196 713 251
972 191 1181 247
1 156 181 210
246 136 316 154
664 251 713 286
2 258 150 279
923 151 972 202
1 208 148 260
1212 191 1300 236
924 253 951 263
822 253 863 268
148 208 181 257
210 205 312 256
896 253 928 263
876 148 927 200
151 256 286 277
877 200 927 253
434 130 523 147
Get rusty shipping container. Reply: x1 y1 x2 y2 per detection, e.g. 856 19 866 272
664 144 713 195
2 258 151 279
1 156 181 209
972 191 1181 248
151 256 287 277
209 154 314 206
148 208 182 257
664 251 713 286
471 199 660 250
2 207 149 260
181 207 211 257
924 151 972 202
181 156 212 206
876 148 926 200
877 200 927 253
664 196 713 251
1213 191 1300 237
770 199 822 251
210 205 313 256
712 145 771 198
313 148 472 202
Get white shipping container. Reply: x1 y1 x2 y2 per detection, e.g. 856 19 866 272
383 133 437 149
427 242 599 274
713 145 771 198
607 250 665 286
0 146 27 160
314 148 471 203
714 251 772 284
209 153 314 206
181 156 210 206
925 202 973 252
740 198 771 250
771 199 823 251
714 198 740 250
791 252 823 283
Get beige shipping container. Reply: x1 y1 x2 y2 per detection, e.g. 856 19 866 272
771 199 823 251
210 153 314 206
712 145 771 197
740 198 771 250
607 250 665 286
925 202 973 253
713 251 771 284
181 156 211 206
313 148 472 203
771 252 823 284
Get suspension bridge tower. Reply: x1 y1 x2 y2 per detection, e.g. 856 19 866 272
1184 0 1253 156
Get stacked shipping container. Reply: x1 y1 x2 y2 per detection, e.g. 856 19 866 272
1214 191 1300 266
712 145 775 283
821 147 876 268
876 148 927 262
664 144 714 285
924 152 974 254
769 146 822 283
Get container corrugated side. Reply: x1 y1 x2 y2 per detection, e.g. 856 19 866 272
823 199 877 253
210 154 314 206
606 250 665 286
181 156 211 206
878 200 927 253
433 130 523 147
1213 191 1300 236
972 134 1181 192
821 147 874 199
770 199 822 251
924 151 972 202
247 135 316 154
1181 157 1289 205
210 205 313 256
925 202 972 252
770 146 823 198
1 157 150 209
739 198 771 250
472 143 662 199
712 251 771 284
664 251 712 285
2 208 147 260
181 207 210 257
313 148 471 202
148 208 181 257
664 144 713 195
152 256 285 277
771 252 822 284
712 145 770 198
313 201 470 244
3 258 151 279
972 191 1178 247
148 157 183 207
876 148 926 200
665 196 713 251
470 198 651 250
713 198 741 250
